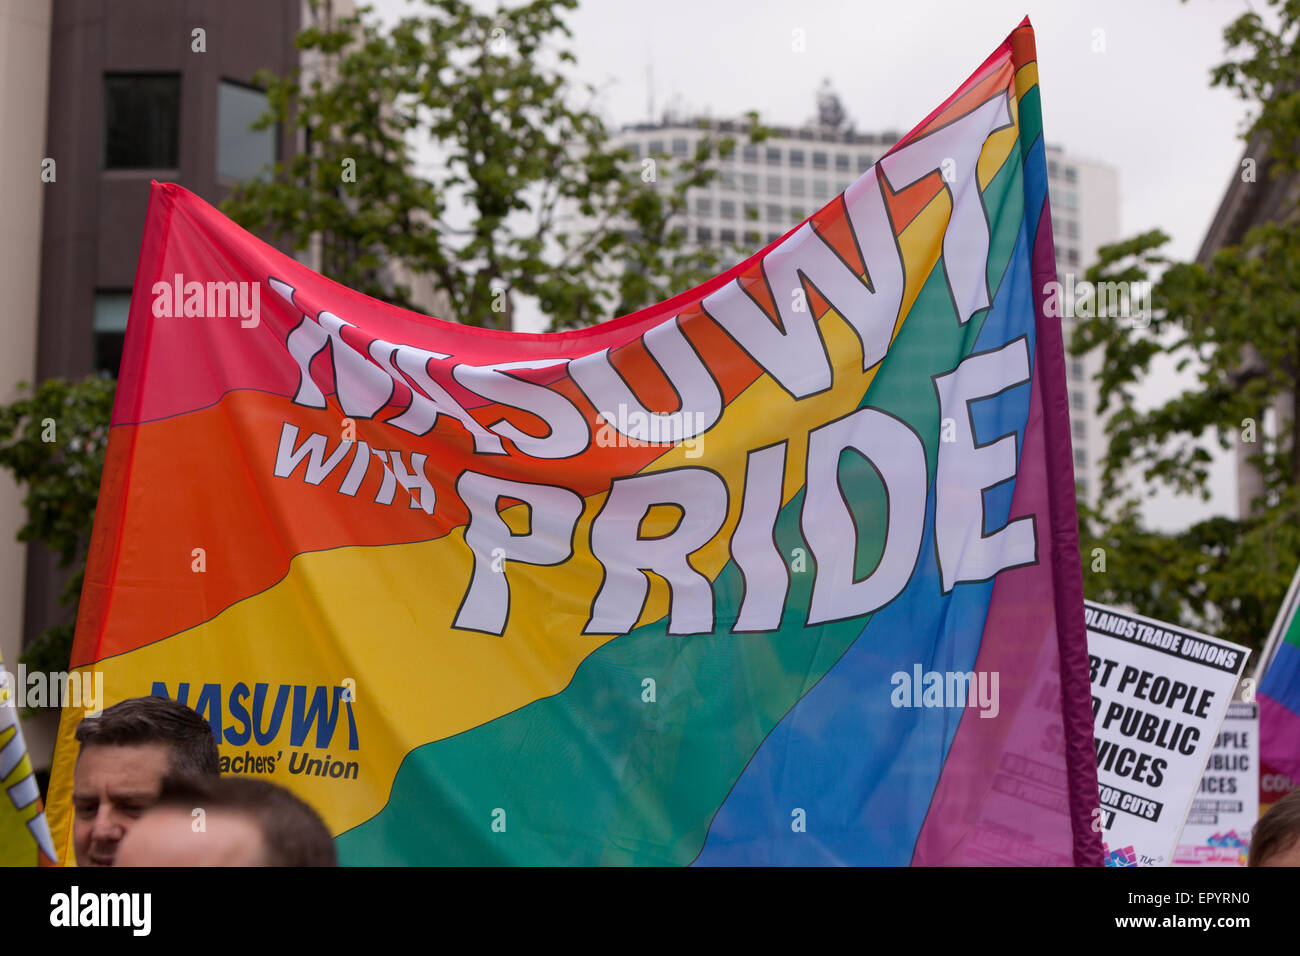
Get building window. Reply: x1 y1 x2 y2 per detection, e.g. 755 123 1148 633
1048 159 1059 178
812 151 828 170
858 154 873 172
1065 165 1078 184
812 179 830 200
1077 477 1089 496
103 74 180 169
744 230 761 246
626 142 641 159
1074 448 1088 468
766 174 782 194
648 139 665 155
766 146 782 164
789 206 804 222
743 144 758 163
695 197 712 216
1070 390 1085 411
767 232 780 243
719 199 736 219
789 177 806 197
788 149 805 168
720 170 736 190
217 80 276 181
94 290 133 376
1072 418 1086 439
720 228 737 244
835 153 850 172
744 202 759 221
766 203 782 222
1066 220 1079 239
697 226 713 244
1066 248 1080 266
742 172 759 192
672 137 689 157
1070 359 1085 379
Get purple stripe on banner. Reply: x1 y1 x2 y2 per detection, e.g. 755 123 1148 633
1261 688 1300 783
1028 189 1102 866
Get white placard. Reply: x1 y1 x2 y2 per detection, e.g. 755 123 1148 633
1085 600 1250 867
1172 701 1258 865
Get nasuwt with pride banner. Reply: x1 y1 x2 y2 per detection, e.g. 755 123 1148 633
46 19 1103 865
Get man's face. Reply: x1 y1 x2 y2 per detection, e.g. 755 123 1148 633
114 807 268 866
72 742 172 867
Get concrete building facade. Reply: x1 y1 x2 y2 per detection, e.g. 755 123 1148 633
0 0 53 715
1 0 306 769
1197 139 1300 518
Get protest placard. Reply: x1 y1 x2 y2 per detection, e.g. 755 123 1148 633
1085 601 1250 866
1173 701 1257 866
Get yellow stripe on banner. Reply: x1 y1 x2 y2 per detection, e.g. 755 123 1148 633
46 177 957 856
978 84 1020 191
1015 61 1039 103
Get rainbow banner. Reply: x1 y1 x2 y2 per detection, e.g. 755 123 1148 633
1260 562 1300 786
48 20 1101 865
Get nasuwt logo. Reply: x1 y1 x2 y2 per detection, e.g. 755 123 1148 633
150 682 358 751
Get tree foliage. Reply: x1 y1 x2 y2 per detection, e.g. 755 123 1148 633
0 377 115 674
224 0 768 331
1072 0 1300 650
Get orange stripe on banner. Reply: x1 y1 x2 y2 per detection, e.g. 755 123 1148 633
75 320 766 667
882 169 943 233
913 59 1015 139
811 197 868 276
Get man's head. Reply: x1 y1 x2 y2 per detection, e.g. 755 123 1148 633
115 775 337 867
1250 786 1300 866
72 696 220 867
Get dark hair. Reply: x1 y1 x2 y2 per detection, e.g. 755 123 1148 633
154 775 337 866
75 696 220 778
1250 787 1300 866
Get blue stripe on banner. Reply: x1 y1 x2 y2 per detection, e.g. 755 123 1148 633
1262 641 1300 716
693 206 1039 865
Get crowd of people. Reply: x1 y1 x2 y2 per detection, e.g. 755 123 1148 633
71 696 335 867
67 693 1300 867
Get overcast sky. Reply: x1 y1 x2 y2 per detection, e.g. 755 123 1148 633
546 0 1253 260
374 0 1257 527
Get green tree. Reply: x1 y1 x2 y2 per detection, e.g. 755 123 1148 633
0 376 115 674
1071 0 1300 650
223 0 768 331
